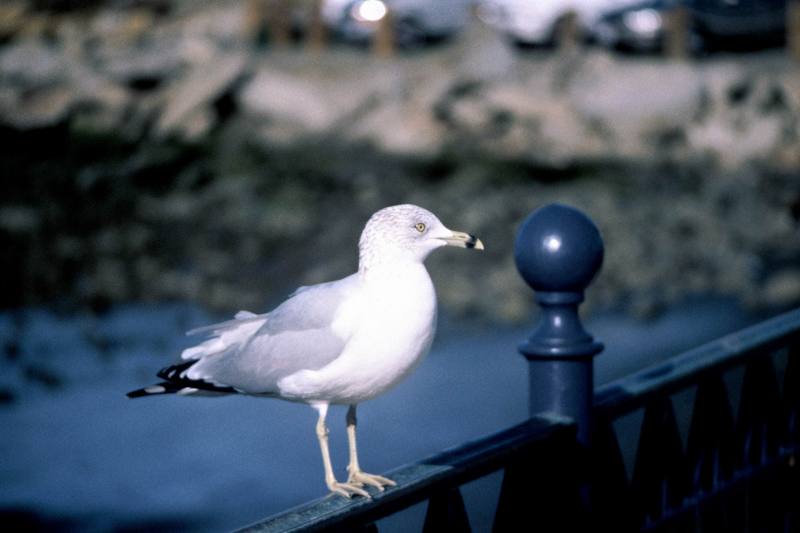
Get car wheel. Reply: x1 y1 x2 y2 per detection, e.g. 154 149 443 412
510 37 542 50
394 16 425 48
688 29 705 56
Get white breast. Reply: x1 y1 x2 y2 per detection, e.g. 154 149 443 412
277 263 437 404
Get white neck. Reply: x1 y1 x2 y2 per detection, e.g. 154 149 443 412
359 245 422 275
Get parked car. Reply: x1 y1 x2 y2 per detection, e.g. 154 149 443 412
691 0 786 50
322 0 471 47
480 0 787 52
592 0 681 52
476 0 645 47
591 0 786 53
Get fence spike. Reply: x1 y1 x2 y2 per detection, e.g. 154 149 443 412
493 432 585 532
591 416 637 531
783 344 800 450
630 396 690 527
422 487 471 533
733 352 785 532
686 376 737 531
686 376 736 493
735 353 782 470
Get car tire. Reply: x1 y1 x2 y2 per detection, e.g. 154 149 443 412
688 28 706 56
394 16 425 48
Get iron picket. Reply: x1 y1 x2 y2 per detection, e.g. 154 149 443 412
686 375 736 494
630 396 690 528
422 488 470 533
592 415 636 531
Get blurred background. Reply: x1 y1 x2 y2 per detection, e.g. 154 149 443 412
0 0 798 531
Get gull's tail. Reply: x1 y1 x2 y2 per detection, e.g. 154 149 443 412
127 309 266 399
126 360 238 398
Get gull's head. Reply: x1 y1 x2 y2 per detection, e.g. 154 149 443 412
359 204 483 270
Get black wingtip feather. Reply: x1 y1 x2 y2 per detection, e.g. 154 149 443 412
157 360 195 381
126 388 148 399
126 382 176 398
127 360 238 399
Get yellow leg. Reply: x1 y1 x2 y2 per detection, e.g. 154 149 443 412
345 405 396 491
313 403 369 499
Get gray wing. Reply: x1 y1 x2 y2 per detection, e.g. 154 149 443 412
183 274 362 394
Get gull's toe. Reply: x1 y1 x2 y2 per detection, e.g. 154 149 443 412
348 471 396 492
328 481 371 499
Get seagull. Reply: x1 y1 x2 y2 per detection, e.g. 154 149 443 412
127 204 484 498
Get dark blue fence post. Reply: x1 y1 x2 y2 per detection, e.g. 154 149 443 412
514 203 604 446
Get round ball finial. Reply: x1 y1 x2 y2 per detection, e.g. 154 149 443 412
514 204 604 294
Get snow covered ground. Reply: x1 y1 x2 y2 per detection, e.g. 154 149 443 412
0 298 763 531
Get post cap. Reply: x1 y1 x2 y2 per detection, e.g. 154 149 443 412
514 203 604 296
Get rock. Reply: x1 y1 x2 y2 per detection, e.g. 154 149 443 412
763 270 800 307
240 62 388 144
16 12 51 41
687 112 784 168
445 87 494 132
93 258 130 301
175 106 216 141
685 73 792 167
0 206 41 234
0 41 68 87
0 85 75 129
70 78 132 135
95 37 187 86
155 52 247 138
352 97 446 155
569 58 704 157
240 67 338 135
344 65 450 155
178 1 250 48
484 83 603 163
0 2 28 40
89 8 155 47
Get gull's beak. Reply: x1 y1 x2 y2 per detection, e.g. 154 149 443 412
440 230 485 250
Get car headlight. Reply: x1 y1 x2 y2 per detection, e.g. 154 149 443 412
351 0 388 23
622 9 663 37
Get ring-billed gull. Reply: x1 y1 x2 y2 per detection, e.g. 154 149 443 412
127 204 484 498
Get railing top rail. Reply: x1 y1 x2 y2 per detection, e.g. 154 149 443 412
594 306 800 418
236 414 575 533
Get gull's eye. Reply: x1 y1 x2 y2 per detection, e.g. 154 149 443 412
415 222 426 233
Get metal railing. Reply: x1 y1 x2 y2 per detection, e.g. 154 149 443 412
238 204 800 532
236 415 578 532
592 307 800 531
